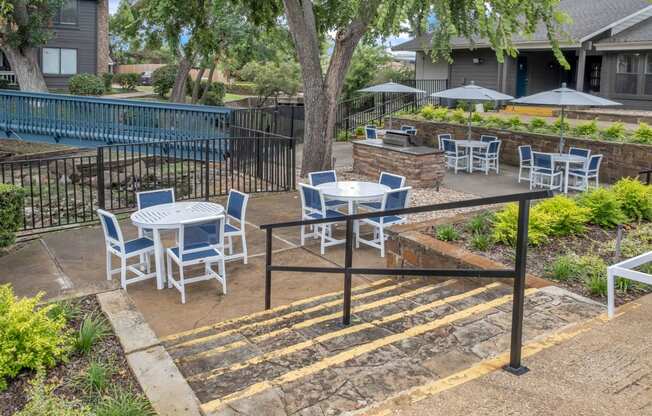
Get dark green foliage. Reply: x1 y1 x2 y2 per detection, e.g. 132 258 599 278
152 65 178 97
612 178 652 222
113 73 139 91
470 233 493 251
102 73 114 91
69 74 105 96
577 188 627 228
75 314 108 354
0 184 25 248
201 82 226 106
95 389 155 416
435 225 460 241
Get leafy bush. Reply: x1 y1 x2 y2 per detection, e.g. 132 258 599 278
101 73 114 91
201 82 226 106
0 184 25 248
69 74 105 96
632 122 652 144
79 359 112 395
572 120 598 138
528 117 548 132
482 115 505 129
113 73 139 91
96 389 154 416
225 81 256 95
545 254 582 281
577 188 626 228
432 107 450 121
355 126 364 136
466 212 493 234
15 376 93 416
551 117 570 134
470 233 493 251
578 255 608 296
492 203 553 247
450 108 468 124
483 100 495 111
0 285 70 390
435 225 460 241
152 65 177 97
505 116 524 131
601 122 627 141
535 195 591 236
419 105 436 120
612 178 652 222
456 100 471 111
75 313 108 354
471 112 484 124
612 223 652 274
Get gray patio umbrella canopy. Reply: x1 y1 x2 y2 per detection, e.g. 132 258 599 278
512 83 621 152
430 81 514 139
357 82 426 128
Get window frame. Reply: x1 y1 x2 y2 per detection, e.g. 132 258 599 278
616 53 639 74
614 53 641 96
53 0 79 27
41 47 78 76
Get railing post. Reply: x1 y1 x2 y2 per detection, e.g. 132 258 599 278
505 199 530 375
204 139 210 201
96 146 105 210
265 227 273 310
342 217 354 325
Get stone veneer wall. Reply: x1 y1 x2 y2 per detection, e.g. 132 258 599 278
352 141 446 188
393 117 652 183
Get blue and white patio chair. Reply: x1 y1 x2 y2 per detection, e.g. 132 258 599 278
223 189 250 264
299 183 345 255
98 209 156 290
356 187 411 257
569 147 591 160
442 139 468 174
166 215 226 304
437 134 452 151
480 135 498 143
308 170 347 210
530 152 562 191
365 126 378 139
518 145 533 183
567 154 603 191
472 140 501 175
400 125 416 131
360 172 406 211
136 188 175 239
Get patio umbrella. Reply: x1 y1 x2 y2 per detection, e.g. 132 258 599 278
357 82 426 128
511 83 621 152
430 81 514 139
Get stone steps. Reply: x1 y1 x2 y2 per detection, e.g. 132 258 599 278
162 279 604 416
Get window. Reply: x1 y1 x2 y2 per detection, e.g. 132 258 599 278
42 48 77 75
615 54 639 94
53 0 78 25
645 54 652 95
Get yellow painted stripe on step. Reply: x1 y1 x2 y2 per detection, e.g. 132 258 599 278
362 313 611 416
186 282 500 381
169 279 419 350
177 281 454 361
199 289 537 414
163 278 394 344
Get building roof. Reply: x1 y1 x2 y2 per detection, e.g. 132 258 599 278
595 15 652 49
393 0 652 51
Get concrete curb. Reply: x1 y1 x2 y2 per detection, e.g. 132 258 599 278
97 290 204 416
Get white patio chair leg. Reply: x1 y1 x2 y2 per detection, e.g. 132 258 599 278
379 227 385 258
146 253 151 274
320 225 327 255
300 224 305 246
607 268 615 319
138 227 145 270
106 249 112 281
179 265 186 304
167 255 173 289
228 236 233 255
220 259 227 294
241 232 248 264
120 257 127 290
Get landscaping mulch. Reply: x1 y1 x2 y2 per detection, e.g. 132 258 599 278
423 222 652 306
0 295 146 416
0 139 72 157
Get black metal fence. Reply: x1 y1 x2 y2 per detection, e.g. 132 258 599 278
231 106 304 141
640 169 652 185
1 131 295 233
260 190 553 374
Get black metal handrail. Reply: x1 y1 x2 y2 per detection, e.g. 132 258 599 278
260 190 553 375
639 169 652 185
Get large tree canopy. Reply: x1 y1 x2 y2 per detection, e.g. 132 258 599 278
0 0 64 91
237 0 569 174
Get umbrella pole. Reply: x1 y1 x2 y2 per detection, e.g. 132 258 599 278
467 103 473 140
559 105 565 153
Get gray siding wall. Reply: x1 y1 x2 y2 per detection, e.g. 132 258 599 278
42 0 98 90
450 49 500 90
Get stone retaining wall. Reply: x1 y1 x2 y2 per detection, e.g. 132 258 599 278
352 140 445 188
394 116 652 183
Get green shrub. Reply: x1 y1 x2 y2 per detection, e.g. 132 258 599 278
482 115 505 129
551 117 570 134
113 73 139 91
96 389 154 416
419 104 436 120
572 120 599 138
466 212 493 234
79 359 112 395
355 126 364 136
0 184 25 248
15 376 93 416
225 81 256 95
601 122 627 141
545 254 582 281
101 73 114 91
577 187 626 228
483 101 495 111
152 64 177 97
492 203 553 247
69 73 105 96
535 195 591 236
505 116 524 131
456 100 471 111
579 255 608 296
0 285 71 390
75 313 108 354
432 107 449 121
471 112 484 124
336 130 350 142
632 122 652 144
470 233 493 251
612 178 652 222
528 117 548 132
435 225 460 241
201 82 226 106
450 108 468 124
611 223 652 274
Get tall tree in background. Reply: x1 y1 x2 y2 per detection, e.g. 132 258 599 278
240 0 569 175
0 0 63 91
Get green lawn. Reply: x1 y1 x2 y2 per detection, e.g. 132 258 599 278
224 93 248 102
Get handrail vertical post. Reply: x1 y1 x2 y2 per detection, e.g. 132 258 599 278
505 199 530 375
204 139 210 201
96 146 105 210
342 217 354 325
265 227 273 310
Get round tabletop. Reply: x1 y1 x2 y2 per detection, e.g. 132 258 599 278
456 140 487 148
131 201 225 229
550 154 586 164
316 181 390 201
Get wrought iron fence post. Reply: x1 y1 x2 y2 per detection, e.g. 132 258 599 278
505 199 530 375
96 147 105 210
265 227 273 310
204 140 210 201
342 217 354 325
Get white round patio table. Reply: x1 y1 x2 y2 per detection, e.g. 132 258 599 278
549 153 587 194
455 140 488 173
131 201 225 290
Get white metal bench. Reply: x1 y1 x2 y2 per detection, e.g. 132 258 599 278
607 251 652 318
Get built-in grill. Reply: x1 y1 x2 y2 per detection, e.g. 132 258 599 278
382 130 413 147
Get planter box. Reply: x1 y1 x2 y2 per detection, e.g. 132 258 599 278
392 116 652 183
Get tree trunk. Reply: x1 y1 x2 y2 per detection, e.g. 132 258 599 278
170 56 193 103
199 61 217 104
191 66 206 104
2 46 48 92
